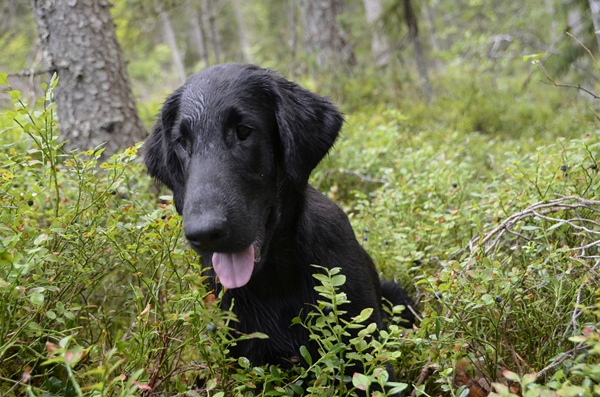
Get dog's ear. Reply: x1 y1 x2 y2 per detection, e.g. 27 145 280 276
271 75 343 190
144 88 185 212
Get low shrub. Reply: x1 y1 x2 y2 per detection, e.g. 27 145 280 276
2 71 600 397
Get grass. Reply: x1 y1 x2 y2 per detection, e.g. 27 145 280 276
1 69 600 397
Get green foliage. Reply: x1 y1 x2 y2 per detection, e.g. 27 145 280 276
290 266 408 397
3 52 600 396
0 2 36 73
313 77 600 395
0 79 412 396
0 78 232 396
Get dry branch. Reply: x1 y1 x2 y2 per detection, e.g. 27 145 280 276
465 196 600 266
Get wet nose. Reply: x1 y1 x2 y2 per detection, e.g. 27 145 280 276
183 214 229 251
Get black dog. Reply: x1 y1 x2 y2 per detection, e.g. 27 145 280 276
144 63 414 382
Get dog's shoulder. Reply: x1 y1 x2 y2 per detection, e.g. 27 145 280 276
298 185 355 241
296 185 368 268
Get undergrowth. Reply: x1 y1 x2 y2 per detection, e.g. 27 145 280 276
1 70 600 397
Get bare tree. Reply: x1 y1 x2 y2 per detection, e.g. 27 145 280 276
589 0 600 53
202 0 222 64
30 0 146 157
288 0 299 78
362 0 390 66
155 0 186 84
189 3 210 66
544 0 559 39
422 1 441 52
403 0 433 101
298 0 355 72
231 0 252 63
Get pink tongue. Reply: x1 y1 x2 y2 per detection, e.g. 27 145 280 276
212 245 255 289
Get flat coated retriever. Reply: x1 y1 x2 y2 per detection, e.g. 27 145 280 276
144 63 414 386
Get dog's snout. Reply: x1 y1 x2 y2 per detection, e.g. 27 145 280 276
184 214 229 250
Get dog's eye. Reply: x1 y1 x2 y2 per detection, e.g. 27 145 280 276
235 125 253 141
176 137 188 152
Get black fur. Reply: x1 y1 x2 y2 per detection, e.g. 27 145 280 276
144 64 415 384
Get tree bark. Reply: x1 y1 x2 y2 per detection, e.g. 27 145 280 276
422 1 441 52
567 6 583 37
30 0 146 157
189 5 210 66
288 0 298 79
298 0 355 72
589 0 600 53
231 0 252 63
544 0 558 39
156 1 186 84
403 0 433 102
362 0 390 66
202 0 222 64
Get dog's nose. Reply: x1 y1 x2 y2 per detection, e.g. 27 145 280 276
184 215 229 250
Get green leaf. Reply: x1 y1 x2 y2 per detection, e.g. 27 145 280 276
354 307 373 323
238 357 251 368
9 90 21 100
50 73 59 89
481 294 494 305
387 383 409 395
247 332 269 339
569 335 587 342
299 345 312 366
546 221 565 231
358 322 378 337
331 274 346 287
520 225 539 231
34 233 50 246
30 290 45 306
523 53 545 62
457 386 470 397
352 372 371 391
521 373 537 388
0 72 7 86
502 370 520 382
0 251 14 266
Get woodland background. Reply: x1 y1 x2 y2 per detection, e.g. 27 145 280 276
2 1 600 397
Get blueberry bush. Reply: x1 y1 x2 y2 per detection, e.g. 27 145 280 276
1 67 600 397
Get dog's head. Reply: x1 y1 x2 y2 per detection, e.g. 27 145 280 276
144 64 343 289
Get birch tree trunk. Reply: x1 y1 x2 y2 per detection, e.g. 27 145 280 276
189 6 210 67
231 0 252 63
298 0 355 72
288 0 298 79
422 1 441 52
403 0 433 101
202 0 222 64
30 0 146 157
156 1 186 84
362 0 390 65
589 0 600 53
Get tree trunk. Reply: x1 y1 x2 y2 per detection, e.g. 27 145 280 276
362 0 390 66
156 1 186 84
544 0 558 39
202 0 222 64
30 0 146 157
403 0 433 102
298 0 355 72
231 0 252 63
422 1 441 52
190 5 210 67
567 6 583 37
589 0 600 53
288 0 298 79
